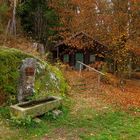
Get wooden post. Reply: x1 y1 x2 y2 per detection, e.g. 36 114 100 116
77 61 105 89
79 63 82 76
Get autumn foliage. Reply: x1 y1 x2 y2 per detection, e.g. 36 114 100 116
50 0 140 72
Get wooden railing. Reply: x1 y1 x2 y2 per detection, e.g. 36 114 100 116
77 61 105 88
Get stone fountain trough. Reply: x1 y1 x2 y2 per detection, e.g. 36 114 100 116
10 96 62 119
10 58 62 119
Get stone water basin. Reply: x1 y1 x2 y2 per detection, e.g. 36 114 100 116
10 96 62 119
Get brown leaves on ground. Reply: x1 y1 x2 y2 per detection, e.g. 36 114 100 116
100 81 140 109
64 70 140 111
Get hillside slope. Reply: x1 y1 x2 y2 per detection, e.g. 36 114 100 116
0 35 39 55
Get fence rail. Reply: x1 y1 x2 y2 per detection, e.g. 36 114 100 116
77 61 105 75
77 61 105 89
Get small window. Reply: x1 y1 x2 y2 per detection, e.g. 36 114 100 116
63 54 69 63
90 54 95 62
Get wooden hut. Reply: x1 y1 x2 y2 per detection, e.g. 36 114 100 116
52 32 108 70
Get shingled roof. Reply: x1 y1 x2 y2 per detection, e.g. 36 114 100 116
55 32 108 54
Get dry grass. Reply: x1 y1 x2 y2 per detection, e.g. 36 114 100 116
0 35 39 56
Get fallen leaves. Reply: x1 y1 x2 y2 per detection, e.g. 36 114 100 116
64 70 140 111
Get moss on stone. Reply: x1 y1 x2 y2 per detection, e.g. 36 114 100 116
0 47 67 105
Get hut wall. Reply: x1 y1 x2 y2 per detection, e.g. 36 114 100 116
84 51 90 65
69 53 75 67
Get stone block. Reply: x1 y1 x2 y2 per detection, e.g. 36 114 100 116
10 96 62 119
